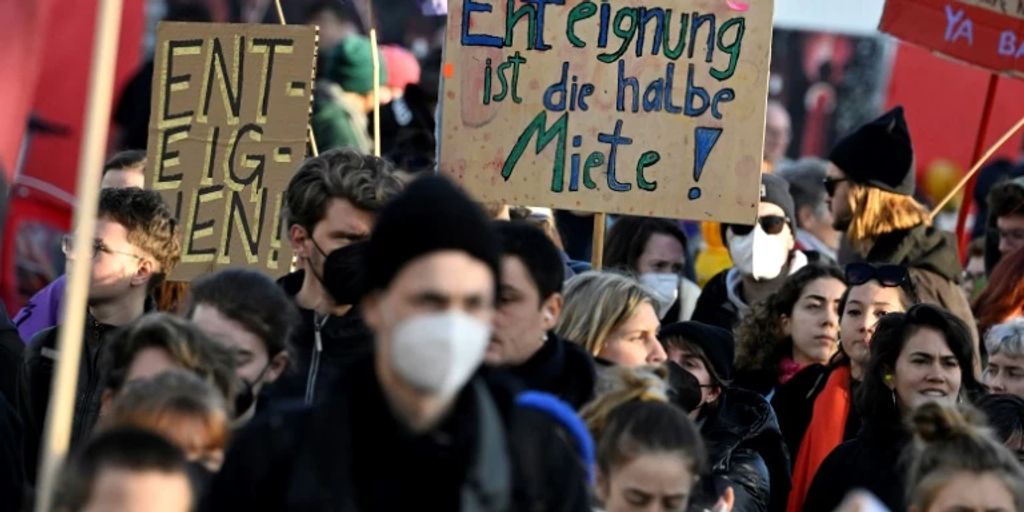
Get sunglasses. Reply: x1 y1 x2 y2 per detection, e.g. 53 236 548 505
823 176 848 197
845 263 909 287
727 215 788 236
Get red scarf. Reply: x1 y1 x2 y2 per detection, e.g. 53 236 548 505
786 365 852 512
777 357 804 385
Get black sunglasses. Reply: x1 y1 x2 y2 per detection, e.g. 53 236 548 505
823 176 848 197
727 215 788 236
845 263 909 287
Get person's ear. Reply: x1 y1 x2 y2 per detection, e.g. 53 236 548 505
797 205 816 230
100 388 115 415
594 470 609 503
131 258 156 287
883 370 896 390
361 291 383 332
540 293 563 331
264 352 290 384
289 225 309 256
707 385 723 404
780 314 792 337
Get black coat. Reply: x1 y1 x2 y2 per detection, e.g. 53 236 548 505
689 388 791 512
690 270 739 332
0 394 25 511
272 271 375 405
802 418 910 512
201 354 591 512
770 363 863 459
505 333 596 410
0 302 24 404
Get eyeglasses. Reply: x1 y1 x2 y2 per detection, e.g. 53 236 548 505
823 177 848 197
61 235 143 261
845 262 909 287
727 215 789 236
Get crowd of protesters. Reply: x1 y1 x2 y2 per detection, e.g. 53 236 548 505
2 2 1024 512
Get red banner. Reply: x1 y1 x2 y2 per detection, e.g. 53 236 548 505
880 0 1024 76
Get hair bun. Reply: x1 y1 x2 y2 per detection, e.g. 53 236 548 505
910 402 983 444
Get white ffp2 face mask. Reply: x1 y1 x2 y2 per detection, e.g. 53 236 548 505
639 272 680 318
390 311 491 397
728 225 790 281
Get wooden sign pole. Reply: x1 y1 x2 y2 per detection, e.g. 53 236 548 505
591 213 606 270
274 0 319 158
34 0 123 509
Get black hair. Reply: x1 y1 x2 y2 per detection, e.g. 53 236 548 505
604 216 690 277
184 268 298 357
495 221 564 303
856 304 982 421
53 427 191 512
102 150 146 176
977 393 1024 444
597 400 706 477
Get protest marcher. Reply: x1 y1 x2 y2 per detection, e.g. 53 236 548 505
661 321 791 512
203 177 591 511
487 222 596 409
693 174 815 331
14 150 149 342
825 107 978 362
732 265 845 398
763 100 792 171
961 238 987 300
556 271 667 369
278 148 403 404
580 367 716 512
982 318 1024 397
101 313 237 413
777 158 841 263
52 427 194 512
604 217 701 323
18 187 181 481
100 371 231 475
976 393 1024 463
972 247 1024 339
803 304 982 512
0 394 24 512
904 402 1024 512
311 35 387 153
378 45 434 160
784 263 917 512
184 268 297 421
984 176 1024 268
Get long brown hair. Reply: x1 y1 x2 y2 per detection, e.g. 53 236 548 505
972 247 1024 336
846 184 931 254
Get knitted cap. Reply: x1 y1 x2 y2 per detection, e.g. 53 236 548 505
828 106 915 196
327 35 386 94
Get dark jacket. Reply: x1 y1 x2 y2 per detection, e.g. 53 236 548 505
505 333 596 410
689 388 791 512
273 271 374 405
201 353 591 512
770 363 862 458
690 270 739 332
0 302 24 404
0 394 25 511
864 225 978 346
16 305 148 483
802 418 909 512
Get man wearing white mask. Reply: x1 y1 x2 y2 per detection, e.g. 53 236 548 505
202 176 591 511
693 174 813 331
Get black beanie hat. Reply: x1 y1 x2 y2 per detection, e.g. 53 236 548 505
721 173 796 241
659 321 735 382
366 176 501 292
828 106 915 196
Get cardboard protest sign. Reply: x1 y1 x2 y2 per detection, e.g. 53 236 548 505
439 0 774 223
880 0 1024 77
145 22 317 280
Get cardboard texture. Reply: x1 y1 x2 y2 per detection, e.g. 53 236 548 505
881 0 1024 77
439 0 774 224
145 22 317 281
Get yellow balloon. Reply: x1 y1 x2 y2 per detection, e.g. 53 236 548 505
923 159 962 210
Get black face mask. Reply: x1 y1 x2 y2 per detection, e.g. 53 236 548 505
233 363 271 419
186 460 216 496
323 241 368 305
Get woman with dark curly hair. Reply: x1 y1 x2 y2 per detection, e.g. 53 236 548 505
733 265 846 398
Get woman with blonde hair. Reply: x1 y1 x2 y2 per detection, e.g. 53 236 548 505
904 402 1024 512
556 272 667 368
825 107 978 367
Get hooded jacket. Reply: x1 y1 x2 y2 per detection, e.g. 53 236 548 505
201 353 591 512
864 225 979 350
689 388 791 512
17 302 153 483
504 333 596 410
273 270 375 405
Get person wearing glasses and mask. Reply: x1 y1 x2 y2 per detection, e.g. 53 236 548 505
17 187 181 483
824 107 979 372
784 263 917 512
693 174 820 331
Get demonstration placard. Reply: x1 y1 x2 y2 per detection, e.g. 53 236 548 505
439 0 774 223
145 22 317 280
881 0 1024 76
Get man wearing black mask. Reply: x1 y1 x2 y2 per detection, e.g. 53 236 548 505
278 148 403 404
